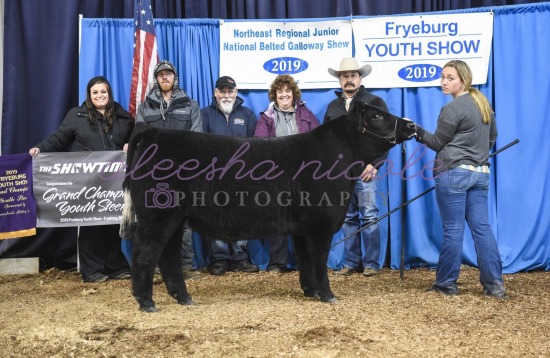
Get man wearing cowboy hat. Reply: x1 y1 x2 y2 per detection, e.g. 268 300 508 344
324 57 389 278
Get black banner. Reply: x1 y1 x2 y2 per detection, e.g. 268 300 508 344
32 151 126 227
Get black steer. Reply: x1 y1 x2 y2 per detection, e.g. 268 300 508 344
120 102 416 312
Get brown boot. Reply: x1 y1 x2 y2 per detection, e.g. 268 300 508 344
183 269 203 280
334 267 360 276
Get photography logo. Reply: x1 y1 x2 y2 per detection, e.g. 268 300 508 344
145 183 180 209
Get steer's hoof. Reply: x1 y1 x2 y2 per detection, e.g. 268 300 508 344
140 305 159 313
304 290 320 300
321 296 338 304
178 296 196 306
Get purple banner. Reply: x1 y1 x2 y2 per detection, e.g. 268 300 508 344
0 153 36 239
32 151 126 227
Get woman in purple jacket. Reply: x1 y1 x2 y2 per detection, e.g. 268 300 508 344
254 74 320 272
255 75 320 138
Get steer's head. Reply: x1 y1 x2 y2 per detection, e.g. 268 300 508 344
353 102 416 144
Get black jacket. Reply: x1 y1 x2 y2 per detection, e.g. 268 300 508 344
36 102 134 152
323 85 389 123
201 96 257 137
135 88 203 132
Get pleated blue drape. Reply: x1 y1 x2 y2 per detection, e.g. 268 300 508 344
79 19 220 109
79 19 135 107
491 5 550 271
156 19 220 108
78 2 550 272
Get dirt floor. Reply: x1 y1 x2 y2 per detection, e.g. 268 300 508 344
0 266 548 358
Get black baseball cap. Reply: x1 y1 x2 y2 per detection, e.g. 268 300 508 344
154 61 176 76
215 76 237 89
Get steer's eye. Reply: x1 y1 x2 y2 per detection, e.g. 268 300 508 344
374 114 383 121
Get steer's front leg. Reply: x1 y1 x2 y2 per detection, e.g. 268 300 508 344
293 236 318 299
307 234 337 303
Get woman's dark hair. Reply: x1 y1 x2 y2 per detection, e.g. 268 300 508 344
268 74 301 103
85 76 115 133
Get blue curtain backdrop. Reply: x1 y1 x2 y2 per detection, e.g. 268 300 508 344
79 19 220 112
2 1 549 272
492 6 550 271
76 3 550 273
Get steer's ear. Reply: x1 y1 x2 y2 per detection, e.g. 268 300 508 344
364 105 385 122
351 100 365 116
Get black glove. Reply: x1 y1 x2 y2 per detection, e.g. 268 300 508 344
403 118 421 141
414 124 426 142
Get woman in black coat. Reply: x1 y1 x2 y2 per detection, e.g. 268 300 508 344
29 76 134 282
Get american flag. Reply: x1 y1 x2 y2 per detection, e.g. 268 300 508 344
129 0 158 118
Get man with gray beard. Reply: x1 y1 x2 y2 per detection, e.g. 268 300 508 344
200 76 259 275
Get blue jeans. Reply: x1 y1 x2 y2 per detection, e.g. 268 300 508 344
123 221 194 269
208 239 248 264
180 220 195 269
268 234 290 267
341 179 381 271
434 168 504 293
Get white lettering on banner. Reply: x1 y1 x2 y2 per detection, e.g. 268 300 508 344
33 151 127 227
42 186 123 216
97 199 124 212
353 12 493 88
43 187 86 202
57 200 96 216
84 187 124 200
38 161 125 175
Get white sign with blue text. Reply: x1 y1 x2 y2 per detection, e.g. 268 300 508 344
353 12 494 88
220 19 352 89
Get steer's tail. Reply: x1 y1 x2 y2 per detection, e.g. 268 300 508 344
119 122 148 240
119 188 136 240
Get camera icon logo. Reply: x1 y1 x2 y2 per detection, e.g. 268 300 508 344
145 183 178 209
